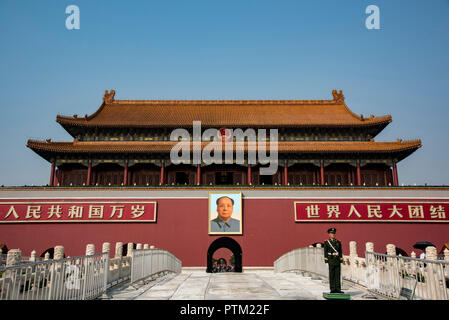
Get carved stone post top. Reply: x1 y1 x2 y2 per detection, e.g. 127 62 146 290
29 250 36 262
54 245 65 260
150 245 155 249
44 252 50 260
127 243 134 256
316 243 322 248
6 249 22 266
136 243 142 250
444 248 449 261
143 244 149 249
425 246 437 260
411 251 416 258
102 242 111 253
365 242 374 252
86 244 95 256
115 242 123 258
386 244 396 256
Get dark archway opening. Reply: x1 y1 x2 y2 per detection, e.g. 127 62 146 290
207 237 242 273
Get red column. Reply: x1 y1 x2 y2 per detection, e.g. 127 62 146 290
320 161 325 185
86 161 92 186
393 161 399 186
196 164 201 185
356 161 361 186
54 170 60 186
284 161 288 185
49 162 56 186
123 161 128 186
160 161 165 185
247 165 252 185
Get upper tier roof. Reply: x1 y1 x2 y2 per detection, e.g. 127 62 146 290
56 90 392 128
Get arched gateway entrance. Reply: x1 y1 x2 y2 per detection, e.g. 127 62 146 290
207 237 242 273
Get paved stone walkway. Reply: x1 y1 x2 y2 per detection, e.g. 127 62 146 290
106 270 375 300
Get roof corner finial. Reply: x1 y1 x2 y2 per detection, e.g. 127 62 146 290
103 89 116 104
332 89 344 104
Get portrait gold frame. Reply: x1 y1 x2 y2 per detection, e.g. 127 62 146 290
208 191 242 235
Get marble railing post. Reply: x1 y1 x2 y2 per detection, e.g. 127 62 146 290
86 244 95 256
102 242 110 287
364 242 376 290
425 246 437 260
126 243 134 266
144 244 149 249
102 242 110 255
44 252 50 260
386 244 396 256
385 243 400 296
350 241 358 258
136 243 142 250
444 248 449 261
6 249 21 266
30 250 36 262
4 249 22 286
409 251 417 273
113 242 123 270
54 245 64 260
424 246 439 299
127 243 134 257
115 242 123 258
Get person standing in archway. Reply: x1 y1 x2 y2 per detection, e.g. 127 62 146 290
323 227 343 293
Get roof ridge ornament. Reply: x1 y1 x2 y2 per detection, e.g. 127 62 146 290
103 90 116 104
332 89 345 104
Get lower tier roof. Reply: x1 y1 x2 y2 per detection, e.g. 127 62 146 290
27 139 421 159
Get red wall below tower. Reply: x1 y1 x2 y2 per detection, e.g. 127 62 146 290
1 198 448 266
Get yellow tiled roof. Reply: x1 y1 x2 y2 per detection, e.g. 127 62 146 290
56 90 392 127
27 139 422 154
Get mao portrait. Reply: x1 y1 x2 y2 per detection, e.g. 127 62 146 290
208 192 242 235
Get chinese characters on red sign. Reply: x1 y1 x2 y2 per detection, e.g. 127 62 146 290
0 200 157 223
294 200 449 223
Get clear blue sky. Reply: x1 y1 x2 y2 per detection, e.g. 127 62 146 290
0 0 448 186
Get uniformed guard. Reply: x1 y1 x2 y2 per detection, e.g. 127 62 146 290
323 227 344 293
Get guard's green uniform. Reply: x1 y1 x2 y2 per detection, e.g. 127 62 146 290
323 228 343 293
